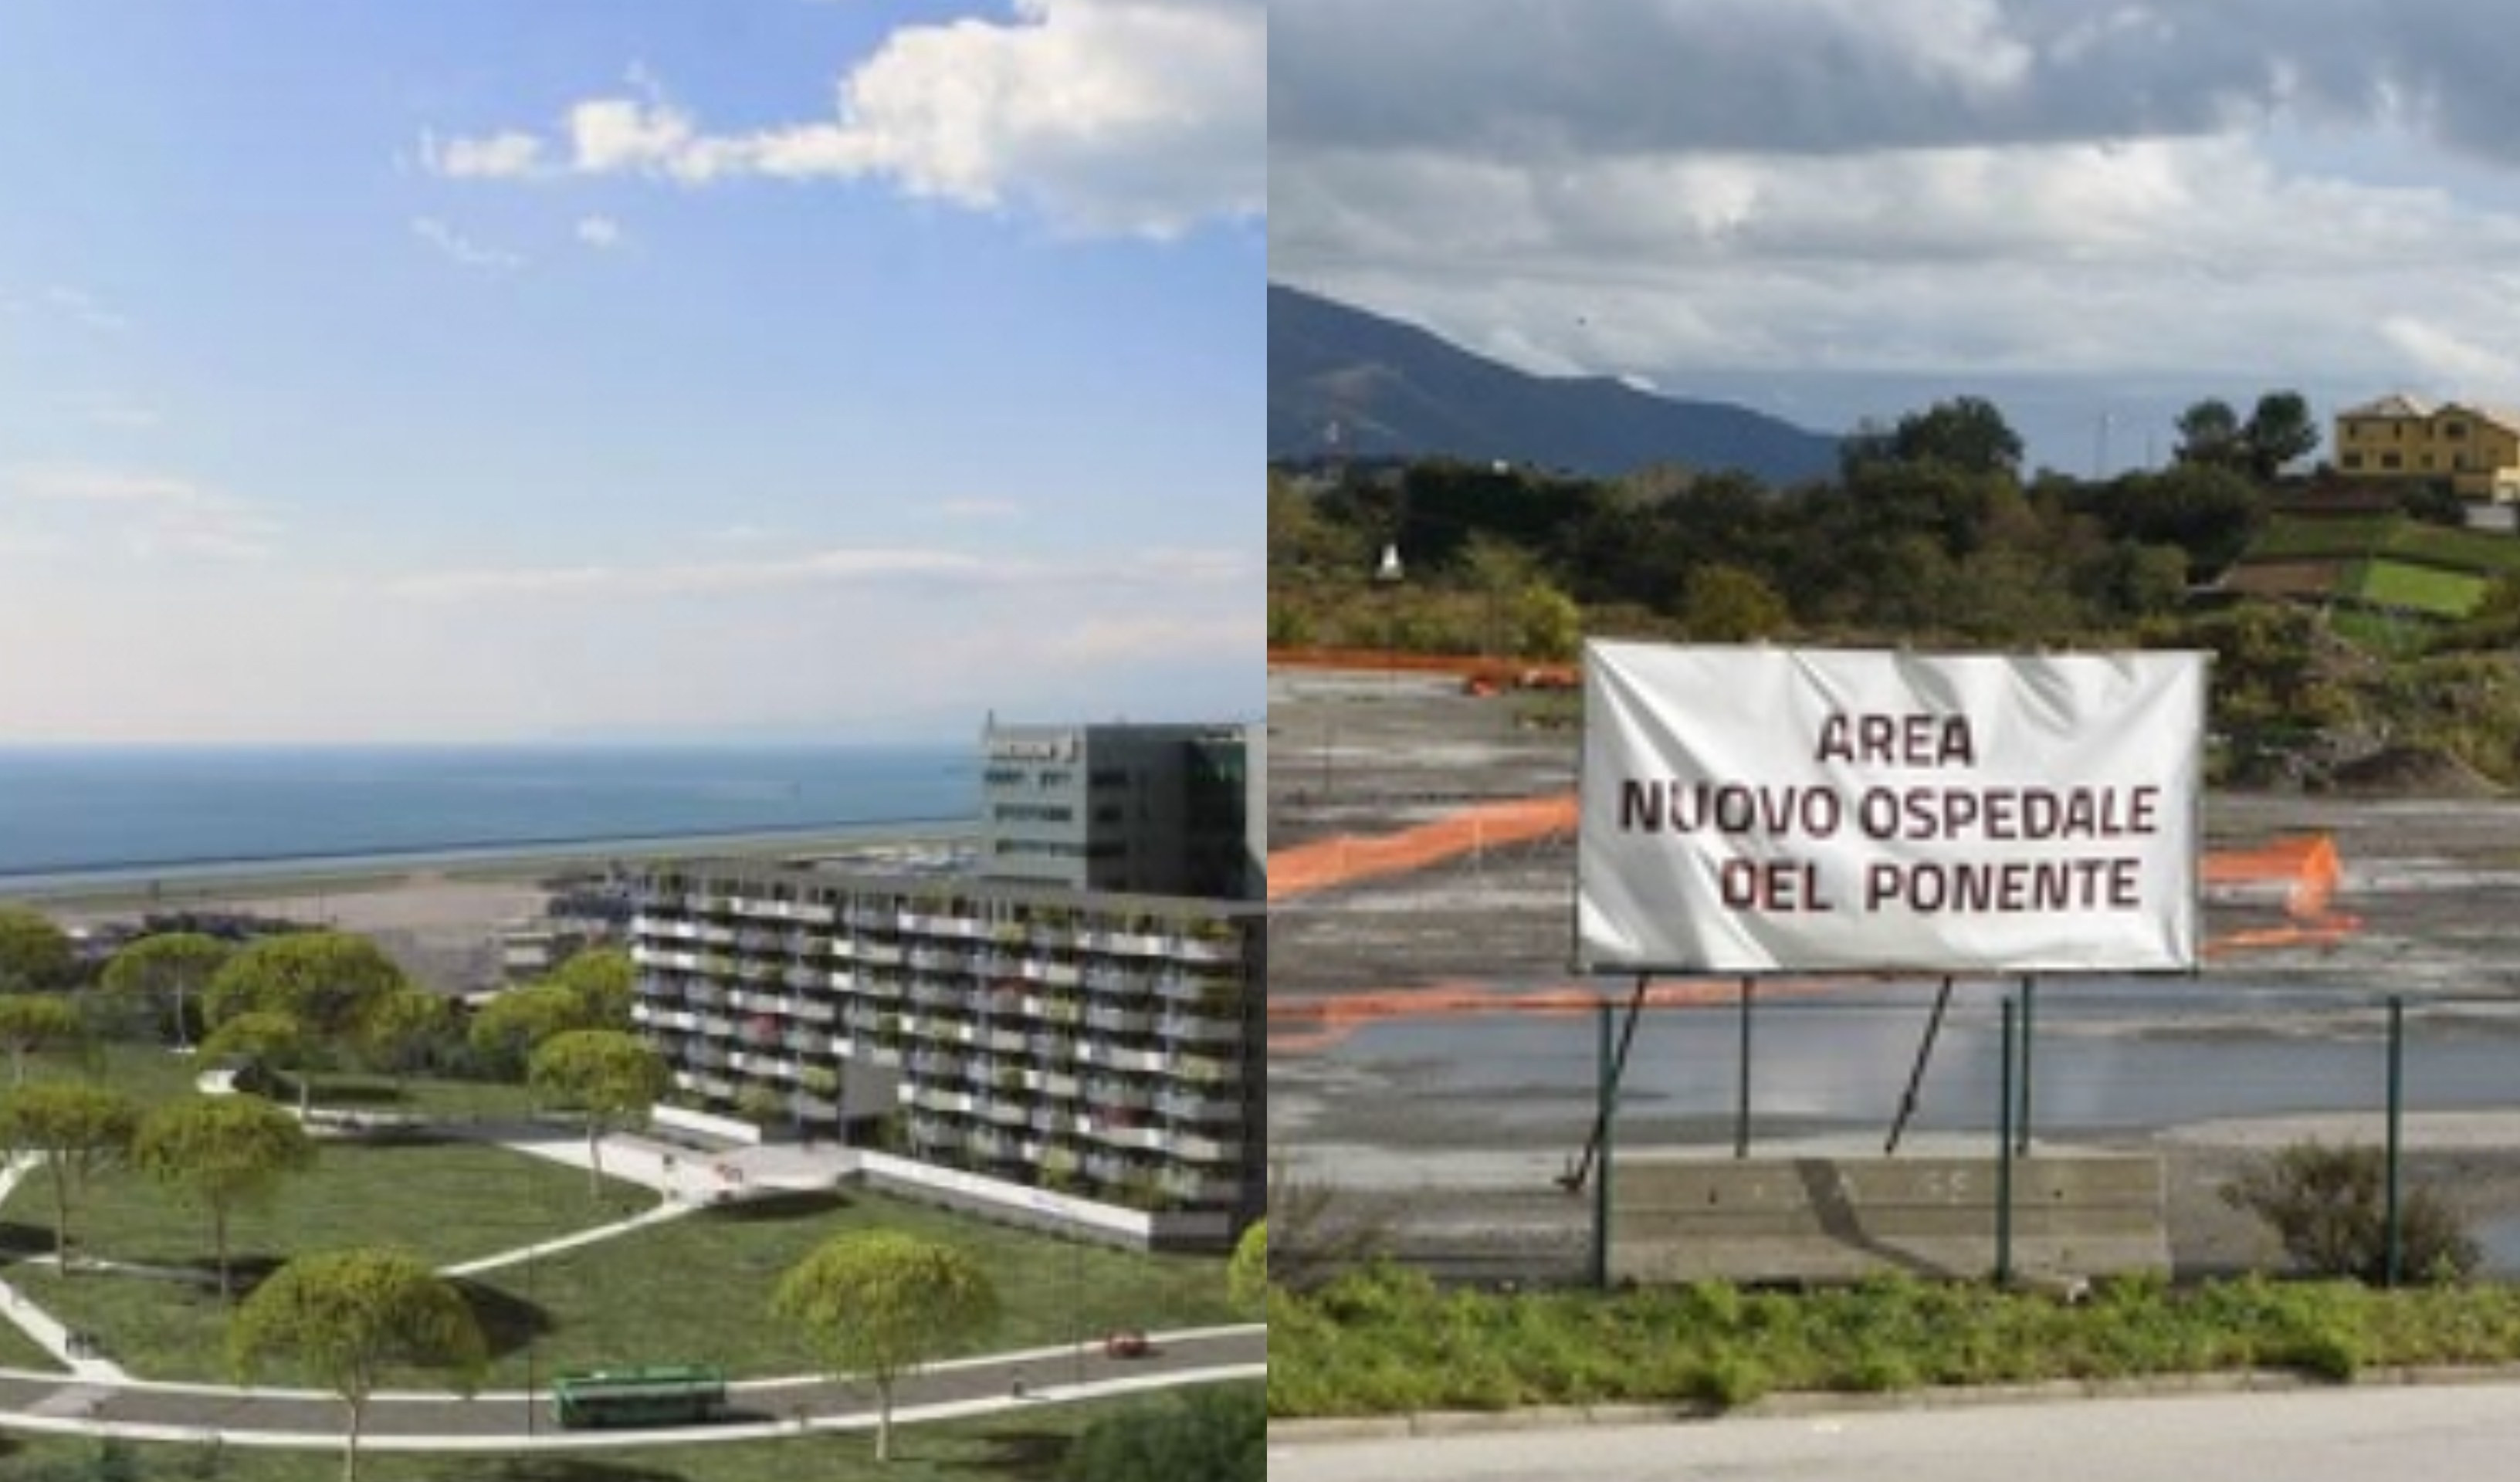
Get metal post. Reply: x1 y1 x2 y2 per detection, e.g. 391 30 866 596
524 1238 537 1436
1886 977 1956 1155
1593 1000 1614 1290
1996 996 2016 1286
2017 975 2037 1155
1072 1230 1087 1385
2385 996 2406 1288
1734 978 1754 1160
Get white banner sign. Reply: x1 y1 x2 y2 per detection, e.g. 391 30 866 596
1577 642 2205 975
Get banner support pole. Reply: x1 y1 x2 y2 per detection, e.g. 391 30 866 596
1885 976 1956 1155
1735 977 1754 1160
2017 974 2037 1155
1997 995 2017 1287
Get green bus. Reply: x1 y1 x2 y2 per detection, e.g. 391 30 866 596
550 1365 729 1429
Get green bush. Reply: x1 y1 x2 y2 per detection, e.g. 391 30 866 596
2220 1141 2481 1284
1062 1385 1263 1482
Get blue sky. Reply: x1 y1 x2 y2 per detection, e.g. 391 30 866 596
0 0 1262 743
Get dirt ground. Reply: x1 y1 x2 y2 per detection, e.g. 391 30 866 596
1267 666 2520 1281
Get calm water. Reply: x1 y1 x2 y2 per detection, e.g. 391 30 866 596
1323 979 2520 1136
0 745 973 881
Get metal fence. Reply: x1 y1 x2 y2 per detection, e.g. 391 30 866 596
1267 978 2520 1288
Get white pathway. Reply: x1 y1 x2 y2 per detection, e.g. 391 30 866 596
0 1124 846 1379
0 1159 128 1383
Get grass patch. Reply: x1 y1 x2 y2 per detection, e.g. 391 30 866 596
1268 1266 2520 1419
3 1139 652 1383
459 1188 1241 1387
0 1381 1263 1480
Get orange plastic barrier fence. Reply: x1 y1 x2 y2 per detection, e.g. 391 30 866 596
1268 791 2362 1051
1268 793 1577 903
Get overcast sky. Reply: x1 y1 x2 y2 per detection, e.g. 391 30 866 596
0 0 1261 743
1271 0 2520 475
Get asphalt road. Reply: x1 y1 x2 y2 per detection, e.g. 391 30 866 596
1272 1382 2520 1482
0 1326 1263 1449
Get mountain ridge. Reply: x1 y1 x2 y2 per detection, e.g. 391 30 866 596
1269 283 1842 485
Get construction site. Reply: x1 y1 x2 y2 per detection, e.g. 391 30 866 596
1266 654 2520 1286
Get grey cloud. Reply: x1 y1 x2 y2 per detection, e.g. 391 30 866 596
1269 0 2520 162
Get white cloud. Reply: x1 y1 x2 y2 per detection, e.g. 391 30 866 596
42 286 130 333
1 465 280 562
935 498 1022 519
390 542 1246 601
422 0 1262 237
411 217 525 271
574 215 625 249
86 404 161 431
391 546 1007 601
422 128 546 180
2379 316 2520 395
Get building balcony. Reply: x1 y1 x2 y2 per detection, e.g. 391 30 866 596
1158 1014 1239 1045
1156 1089 1236 1124
909 1051 967 1080
1176 1054 1238 1087
1084 1081 1153 1113
908 980 964 1012
1084 1006 1152 1036
1170 1132 1235 1164
791 998 838 1026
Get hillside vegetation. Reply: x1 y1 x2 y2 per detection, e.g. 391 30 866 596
1269 394 2520 789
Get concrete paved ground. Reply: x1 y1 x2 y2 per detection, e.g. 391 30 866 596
1271 1379 2520 1482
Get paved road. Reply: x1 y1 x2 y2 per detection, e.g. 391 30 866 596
1272 1381 2520 1482
0 1325 1264 1450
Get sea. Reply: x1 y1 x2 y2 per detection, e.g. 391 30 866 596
0 744 974 889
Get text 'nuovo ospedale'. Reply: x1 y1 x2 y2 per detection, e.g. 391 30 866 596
1611 712 2168 916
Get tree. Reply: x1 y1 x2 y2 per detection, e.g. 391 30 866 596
357 989 450 1091
1681 563 1790 642
0 1082 141 1271
202 932 407 1044
2245 391 2319 479
133 1095 317 1298
1513 580 1583 661
1228 1220 1267 1316
2174 398 2246 470
199 1011 318 1113
100 932 232 1051
1888 396 2024 479
544 947 635 1030
0 907 76 994
466 982 598 1081
228 1248 486 1482
0 994 86 1087
771 1231 1000 1463
527 1030 669 1199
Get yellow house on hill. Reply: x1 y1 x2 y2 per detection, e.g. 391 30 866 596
2334 394 2520 502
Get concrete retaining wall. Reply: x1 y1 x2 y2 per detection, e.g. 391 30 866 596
1608 1150 2167 1284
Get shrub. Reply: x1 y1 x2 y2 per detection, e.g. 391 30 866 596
2220 1140 2480 1284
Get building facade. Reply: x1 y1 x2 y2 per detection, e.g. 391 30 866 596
2335 394 2520 501
979 722 1262 900
630 860 1263 1246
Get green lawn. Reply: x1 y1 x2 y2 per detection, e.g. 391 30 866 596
0 1310 60 1372
457 1188 1240 1386
4 1138 652 1383
2346 558 2489 618
2 1142 1232 1389
0 1381 1262 1480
